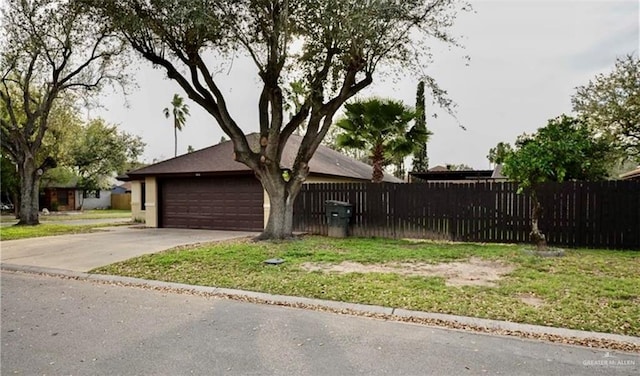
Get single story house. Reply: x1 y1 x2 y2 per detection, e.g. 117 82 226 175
123 134 400 231
40 185 113 211
40 184 78 212
40 179 130 211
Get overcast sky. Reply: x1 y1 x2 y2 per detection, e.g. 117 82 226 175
94 0 639 170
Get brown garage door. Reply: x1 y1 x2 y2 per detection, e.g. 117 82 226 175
160 176 263 231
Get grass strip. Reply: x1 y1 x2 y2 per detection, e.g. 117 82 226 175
1 223 123 240
1 210 131 223
91 236 640 336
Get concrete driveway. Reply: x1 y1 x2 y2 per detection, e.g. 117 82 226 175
0 226 258 272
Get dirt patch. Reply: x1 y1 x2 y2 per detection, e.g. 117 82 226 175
517 293 545 307
301 257 514 287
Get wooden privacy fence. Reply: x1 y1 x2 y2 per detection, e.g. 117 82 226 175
111 193 131 210
292 181 640 249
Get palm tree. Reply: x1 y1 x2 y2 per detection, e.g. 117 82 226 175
335 98 430 182
163 94 190 157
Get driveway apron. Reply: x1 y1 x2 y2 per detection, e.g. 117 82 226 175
0 226 258 272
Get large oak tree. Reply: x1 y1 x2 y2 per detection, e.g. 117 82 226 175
0 0 127 225
572 54 640 161
86 0 468 239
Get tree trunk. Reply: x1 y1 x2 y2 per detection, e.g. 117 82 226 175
174 123 178 158
394 160 405 180
371 143 385 183
256 173 301 240
13 191 19 219
530 192 547 251
17 156 40 225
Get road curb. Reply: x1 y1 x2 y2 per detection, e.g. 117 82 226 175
2 262 639 351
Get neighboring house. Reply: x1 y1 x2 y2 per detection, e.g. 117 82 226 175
121 134 401 231
40 182 113 211
620 166 640 181
410 165 506 183
80 189 112 210
112 182 132 194
40 184 78 211
425 165 449 172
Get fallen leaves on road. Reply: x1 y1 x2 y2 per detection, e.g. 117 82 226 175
14 269 638 354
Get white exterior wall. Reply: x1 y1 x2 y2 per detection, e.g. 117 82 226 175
72 190 112 210
130 178 157 225
81 190 112 210
144 177 158 227
130 181 146 222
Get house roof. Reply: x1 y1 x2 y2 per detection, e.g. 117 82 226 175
411 164 506 182
427 165 449 172
410 169 495 181
620 166 640 181
491 164 506 179
113 181 132 191
126 134 401 183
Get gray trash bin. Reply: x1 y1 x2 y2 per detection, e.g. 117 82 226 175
325 200 352 238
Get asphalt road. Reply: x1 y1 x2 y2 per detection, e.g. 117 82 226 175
2 272 638 376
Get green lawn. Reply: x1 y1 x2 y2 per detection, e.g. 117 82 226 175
1 209 131 223
92 236 640 336
0 223 122 240
42 209 131 220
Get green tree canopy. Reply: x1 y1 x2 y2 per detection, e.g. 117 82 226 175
486 141 513 165
1 153 19 208
71 118 145 198
501 115 612 189
1 92 83 214
411 81 429 172
40 166 81 190
335 98 429 182
572 54 640 161
494 115 613 249
0 0 128 224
